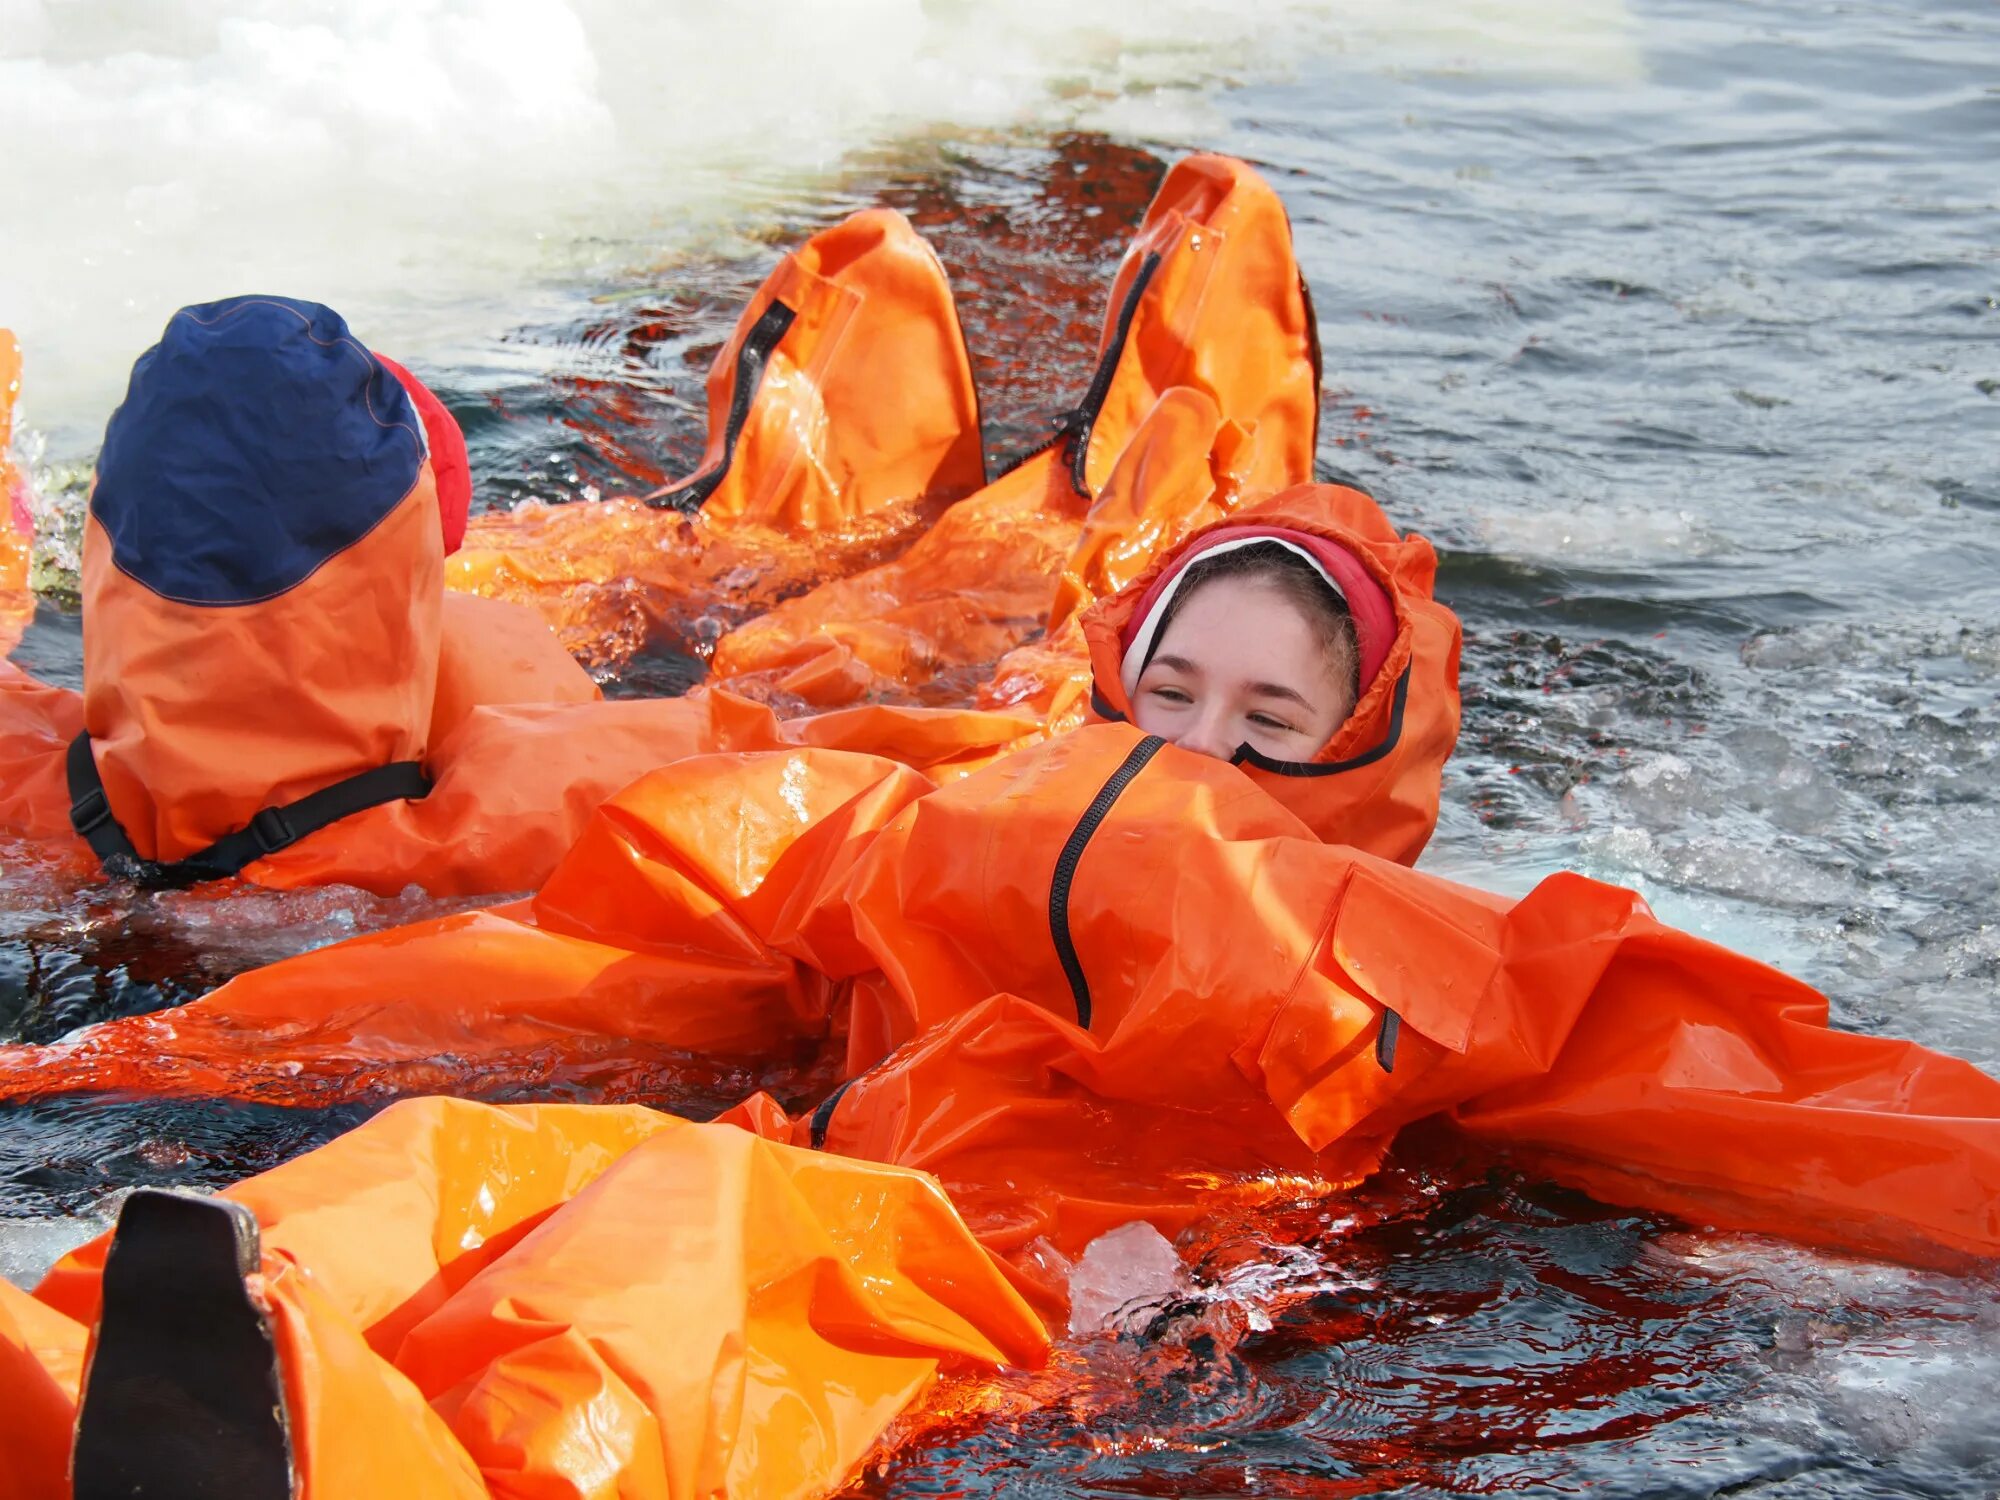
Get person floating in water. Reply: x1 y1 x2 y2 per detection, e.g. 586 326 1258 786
6 478 1996 1500
0 154 1323 900
1 156 1995 1500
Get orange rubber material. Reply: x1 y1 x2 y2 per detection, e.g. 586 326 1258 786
707 154 1320 708
0 1278 83 1500
25 1098 1047 1500
0 159 1316 896
2 150 1995 1500
0 208 1008 893
817 725 2000 1282
445 206 987 667
80 467 444 863
5 484 1998 1497
0 330 31 655
0 480 1454 1105
10 479 1994 1285
0 157 1319 897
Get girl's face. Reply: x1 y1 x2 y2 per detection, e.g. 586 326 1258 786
1131 575 1357 761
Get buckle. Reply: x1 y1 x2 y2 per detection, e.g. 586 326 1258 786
71 788 114 838
248 807 294 855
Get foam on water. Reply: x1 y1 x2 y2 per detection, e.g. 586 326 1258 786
1 0 1641 457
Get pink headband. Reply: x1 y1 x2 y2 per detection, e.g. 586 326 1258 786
1118 526 1397 701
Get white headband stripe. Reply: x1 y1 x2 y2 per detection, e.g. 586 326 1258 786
1119 535 1348 699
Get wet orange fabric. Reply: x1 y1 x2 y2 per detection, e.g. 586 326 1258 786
0 330 32 654
815 726 2000 1279
0 1277 83 1500
6 476 2000 1495
2 150 1993 1500
0 483 1457 1095
707 154 1320 708
0 156 1324 898
80 467 443 862
0 209 1005 893
445 206 986 667
428 590 600 746
0 659 83 842
4 168 1305 895
8 481 1994 1279
27 1098 1047 1500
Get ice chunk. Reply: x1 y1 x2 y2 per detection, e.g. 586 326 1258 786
1 1208 113 1291
1067 1221 1189 1337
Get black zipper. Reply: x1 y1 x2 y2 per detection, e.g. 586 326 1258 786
1058 251 1162 497
1375 1008 1401 1073
1297 269 1324 456
1049 735 1167 1029
647 299 797 512
995 251 1166 490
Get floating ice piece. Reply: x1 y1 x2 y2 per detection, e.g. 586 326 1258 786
1068 1220 1190 1337
1 1207 113 1291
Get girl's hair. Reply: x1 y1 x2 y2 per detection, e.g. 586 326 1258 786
1149 541 1361 701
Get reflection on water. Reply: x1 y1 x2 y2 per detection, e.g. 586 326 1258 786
856 1136 2000 1497
5 0 2000 1492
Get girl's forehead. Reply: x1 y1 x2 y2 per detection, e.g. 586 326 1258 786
1162 577 1319 644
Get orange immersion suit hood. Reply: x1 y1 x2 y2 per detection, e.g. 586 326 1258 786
1080 483 1464 862
74 296 445 877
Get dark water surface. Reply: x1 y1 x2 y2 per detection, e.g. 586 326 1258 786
5 0 1999 1492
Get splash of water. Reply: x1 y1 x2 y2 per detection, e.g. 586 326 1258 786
0 0 1641 457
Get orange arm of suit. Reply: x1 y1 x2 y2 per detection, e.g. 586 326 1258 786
818 727 2000 1271
0 746 933 1106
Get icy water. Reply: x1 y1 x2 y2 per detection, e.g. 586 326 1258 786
5 0 2000 1493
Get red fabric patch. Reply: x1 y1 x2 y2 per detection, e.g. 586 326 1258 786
376 355 470 556
1119 524 1397 693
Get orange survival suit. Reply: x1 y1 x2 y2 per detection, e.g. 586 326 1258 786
0 482 1459 1500
5 486 1997 1500
0 154 1322 897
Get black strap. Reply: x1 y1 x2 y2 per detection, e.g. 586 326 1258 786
67 732 430 889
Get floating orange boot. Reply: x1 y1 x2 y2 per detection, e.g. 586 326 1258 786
447 208 988 668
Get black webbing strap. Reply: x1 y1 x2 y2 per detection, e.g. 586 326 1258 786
66 731 431 889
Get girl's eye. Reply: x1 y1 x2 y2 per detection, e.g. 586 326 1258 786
1147 686 1192 705
1248 713 1298 733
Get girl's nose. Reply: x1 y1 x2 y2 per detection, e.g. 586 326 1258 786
1172 707 1238 761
